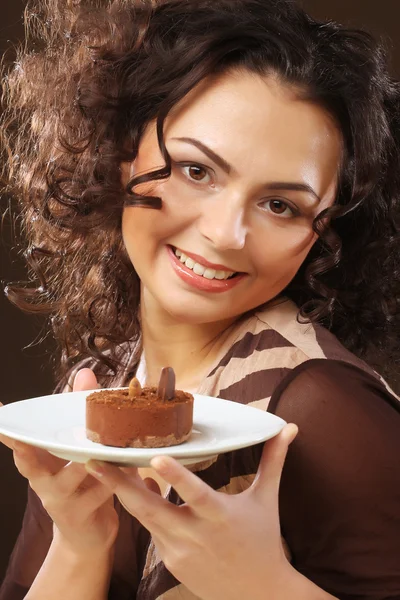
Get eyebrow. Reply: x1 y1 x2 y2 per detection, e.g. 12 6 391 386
171 136 321 204
172 137 234 174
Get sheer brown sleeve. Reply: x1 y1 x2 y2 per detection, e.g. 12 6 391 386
0 486 150 600
268 359 400 600
0 486 53 600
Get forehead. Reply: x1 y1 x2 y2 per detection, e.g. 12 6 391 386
162 70 342 202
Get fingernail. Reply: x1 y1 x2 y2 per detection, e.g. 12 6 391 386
85 460 107 477
150 456 170 473
288 424 299 444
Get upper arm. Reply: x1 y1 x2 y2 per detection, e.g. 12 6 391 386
269 359 400 600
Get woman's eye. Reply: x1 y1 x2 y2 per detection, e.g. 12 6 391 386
261 198 296 218
181 164 211 184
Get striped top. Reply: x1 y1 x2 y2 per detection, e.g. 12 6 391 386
132 298 398 600
1 298 400 600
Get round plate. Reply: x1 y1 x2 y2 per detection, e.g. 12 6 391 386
0 390 286 467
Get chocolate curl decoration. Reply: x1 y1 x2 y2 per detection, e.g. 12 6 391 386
128 377 142 398
157 367 175 402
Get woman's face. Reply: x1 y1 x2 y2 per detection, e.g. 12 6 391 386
121 70 342 325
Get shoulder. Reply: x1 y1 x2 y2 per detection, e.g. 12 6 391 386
255 298 377 375
207 312 310 405
269 357 399 417
274 359 400 596
207 299 382 406
268 358 400 455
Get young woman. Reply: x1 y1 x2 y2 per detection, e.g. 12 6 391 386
0 1 399 599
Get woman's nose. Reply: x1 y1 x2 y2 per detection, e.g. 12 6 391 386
197 196 247 251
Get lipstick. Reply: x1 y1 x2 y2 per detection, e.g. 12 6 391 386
167 246 246 293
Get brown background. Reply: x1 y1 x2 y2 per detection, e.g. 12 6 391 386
0 0 399 584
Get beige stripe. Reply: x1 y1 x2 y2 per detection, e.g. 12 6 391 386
219 472 257 493
248 397 271 411
212 346 309 397
255 299 326 360
142 540 163 579
379 375 400 401
156 585 201 599
196 312 274 396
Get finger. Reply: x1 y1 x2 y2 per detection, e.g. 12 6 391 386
150 456 223 520
76 479 115 515
0 407 45 454
0 432 68 471
52 462 97 496
0 404 19 451
0 433 18 451
0 429 68 473
119 465 162 494
41 462 114 517
251 423 298 499
0 405 67 470
114 466 162 497
73 368 99 393
85 460 177 531
120 467 162 495
13 443 69 482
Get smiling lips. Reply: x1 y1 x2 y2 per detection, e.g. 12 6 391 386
168 245 246 293
174 247 236 280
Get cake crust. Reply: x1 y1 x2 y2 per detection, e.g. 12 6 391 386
86 429 192 448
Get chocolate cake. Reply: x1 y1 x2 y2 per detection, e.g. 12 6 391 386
85 367 194 448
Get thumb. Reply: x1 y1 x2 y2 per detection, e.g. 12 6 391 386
73 368 99 392
0 403 15 450
252 423 298 499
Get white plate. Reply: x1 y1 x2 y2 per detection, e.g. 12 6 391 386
0 390 286 467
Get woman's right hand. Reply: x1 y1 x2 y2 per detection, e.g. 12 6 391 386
0 368 119 559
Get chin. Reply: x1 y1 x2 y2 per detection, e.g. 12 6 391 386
166 306 224 325
159 297 233 325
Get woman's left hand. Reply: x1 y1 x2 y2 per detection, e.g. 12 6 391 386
85 423 298 600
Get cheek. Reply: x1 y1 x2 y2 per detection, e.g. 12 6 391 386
254 222 317 274
122 178 199 246
289 226 317 258
121 193 190 260
121 208 152 266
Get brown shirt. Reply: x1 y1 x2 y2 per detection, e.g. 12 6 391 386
1 299 400 599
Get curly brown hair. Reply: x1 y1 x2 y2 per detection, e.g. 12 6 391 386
1 0 399 389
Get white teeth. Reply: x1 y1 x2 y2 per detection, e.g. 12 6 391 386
203 268 216 280
173 247 236 280
214 271 226 280
193 262 205 276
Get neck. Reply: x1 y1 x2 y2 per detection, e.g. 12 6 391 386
139 294 237 392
